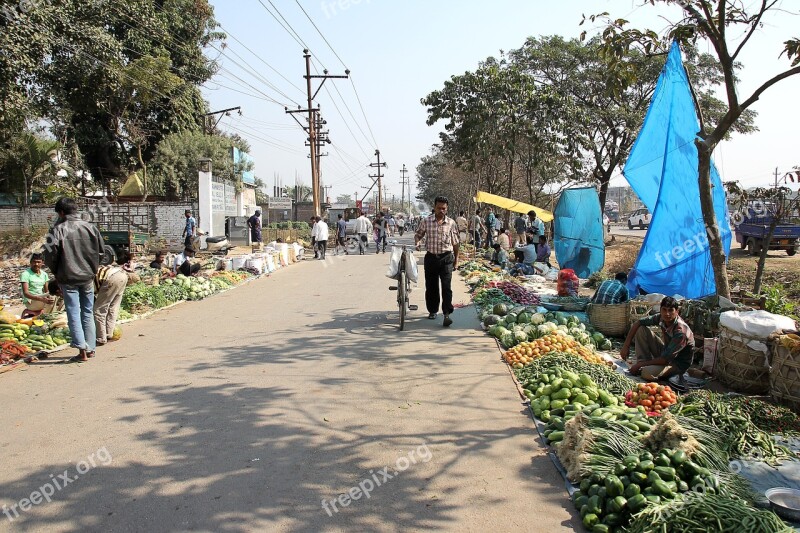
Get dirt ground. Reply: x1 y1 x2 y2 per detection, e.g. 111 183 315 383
603 236 800 301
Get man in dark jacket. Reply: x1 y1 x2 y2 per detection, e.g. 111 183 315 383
43 198 105 362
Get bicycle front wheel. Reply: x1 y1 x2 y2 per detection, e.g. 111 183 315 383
398 271 407 330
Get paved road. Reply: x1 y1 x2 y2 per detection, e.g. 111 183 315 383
0 234 577 532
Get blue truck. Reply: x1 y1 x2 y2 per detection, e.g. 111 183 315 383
735 206 800 256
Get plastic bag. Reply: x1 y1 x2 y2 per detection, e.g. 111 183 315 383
386 247 403 280
405 249 419 283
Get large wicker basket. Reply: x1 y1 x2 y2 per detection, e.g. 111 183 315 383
628 300 653 325
717 325 770 394
587 302 629 337
770 335 800 412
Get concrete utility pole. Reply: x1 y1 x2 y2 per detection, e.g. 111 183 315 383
369 149 387 214
285 50 348 217
400 164 408 215
202 107 241 135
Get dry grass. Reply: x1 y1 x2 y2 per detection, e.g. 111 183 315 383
603 239 640 275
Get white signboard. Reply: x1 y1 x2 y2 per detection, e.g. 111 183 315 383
268 197 292 209
211 182 225 212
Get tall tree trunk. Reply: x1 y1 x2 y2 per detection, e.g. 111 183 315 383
597 169 612 213
137 145 148 202
696 140 730 299
753 216 780 295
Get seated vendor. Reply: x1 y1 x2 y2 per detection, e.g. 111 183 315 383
515 234 537 265
591 272 629 305
620 296 694 382
536 235 551 266
508 250 534 276
150 251 166 270
20 253 54 318
173 246 201 276
491 243 508 268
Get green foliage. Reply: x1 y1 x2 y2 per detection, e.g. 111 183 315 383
760 285 799 320
149 131 251 199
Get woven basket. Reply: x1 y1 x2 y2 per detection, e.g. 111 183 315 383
628 300 653 325
717 325 770 394
770 336 800 412
587 302 629 337
561 298 590 312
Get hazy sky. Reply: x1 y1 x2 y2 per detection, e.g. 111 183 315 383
203 0 800 203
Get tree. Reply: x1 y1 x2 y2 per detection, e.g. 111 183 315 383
592 0 800 298
285 185 313 203
149 131 251 200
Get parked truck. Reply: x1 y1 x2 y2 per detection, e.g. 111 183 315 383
734 202 800 256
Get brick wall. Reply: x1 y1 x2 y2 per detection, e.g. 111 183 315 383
0 202 197 252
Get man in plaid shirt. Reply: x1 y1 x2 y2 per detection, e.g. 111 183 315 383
591 272 629 304
415 196 461 327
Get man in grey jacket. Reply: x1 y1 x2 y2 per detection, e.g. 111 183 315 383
43 198 105 362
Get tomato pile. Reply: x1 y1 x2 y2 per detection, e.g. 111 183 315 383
486 281 540 305
625 382 678 415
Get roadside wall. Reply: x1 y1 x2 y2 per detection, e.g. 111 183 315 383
0 202 198 251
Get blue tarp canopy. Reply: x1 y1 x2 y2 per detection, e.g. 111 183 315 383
553 187 605 278
624 41 732 299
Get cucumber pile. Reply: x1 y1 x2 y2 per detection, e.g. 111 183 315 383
574 449 720 532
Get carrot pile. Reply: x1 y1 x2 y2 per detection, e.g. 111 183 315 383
1 339 31 364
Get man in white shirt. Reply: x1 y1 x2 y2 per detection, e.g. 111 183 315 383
309 216 319 259
311 216 329 260
396 215 406 236
354 211 372 255
172 247 200 276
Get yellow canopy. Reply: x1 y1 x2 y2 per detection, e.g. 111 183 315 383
474 191 553 222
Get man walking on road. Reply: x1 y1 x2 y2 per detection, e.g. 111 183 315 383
43 197 105 363
469 209 485 249
354 210 371 255
248 210 262 246
456 211 468 244
312 216 329 260
485 207 496 249
415 196 460 328
374 212 388 253
514 213 527 247
335 213 348 256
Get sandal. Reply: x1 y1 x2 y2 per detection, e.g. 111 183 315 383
87 351 95 358
66 355 88 363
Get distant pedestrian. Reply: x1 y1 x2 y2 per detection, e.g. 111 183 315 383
396 215 406 236
485 207 496 249
94 252 130 347
415 196 460 328
354 210 372 255
310 216 319 259
373 212 388 253
514 213 527 247
335 213 348 256
456 211 468 244
248 210 262 246
469 209 485 249
182 209 197 248
387 214 396 237
43 197 104 363
312 216 329 259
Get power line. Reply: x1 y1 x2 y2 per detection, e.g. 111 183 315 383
256 0 308 50
293 0 348 70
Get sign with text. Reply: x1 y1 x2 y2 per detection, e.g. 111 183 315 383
267 196 292 210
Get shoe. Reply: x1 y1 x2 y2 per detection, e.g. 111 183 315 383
443 315 453 327
427 313 437 320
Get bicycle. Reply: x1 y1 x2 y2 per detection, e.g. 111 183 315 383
388 245 418 330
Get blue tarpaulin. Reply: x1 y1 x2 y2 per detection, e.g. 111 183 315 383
554 187 605 278
624 41 732 299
